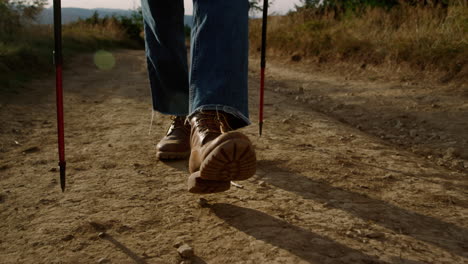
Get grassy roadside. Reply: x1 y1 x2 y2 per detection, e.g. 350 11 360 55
250 4 468 83
0 15 143 92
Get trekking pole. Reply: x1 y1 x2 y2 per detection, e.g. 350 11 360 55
259 0 268 136
53 0 66 192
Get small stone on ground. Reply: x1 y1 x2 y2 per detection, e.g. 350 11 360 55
177 244 194 259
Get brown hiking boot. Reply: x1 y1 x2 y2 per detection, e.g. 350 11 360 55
187 111 256 194
156 116 191 160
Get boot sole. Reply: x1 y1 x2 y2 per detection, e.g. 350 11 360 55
157 151 190 160
199 138 256 181
188 171 231 194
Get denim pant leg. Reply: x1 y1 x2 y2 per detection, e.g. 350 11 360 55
141 0 189 116
190 0 251 129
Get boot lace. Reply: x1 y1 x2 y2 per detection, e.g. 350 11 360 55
193 111 233 142
167 116 189 136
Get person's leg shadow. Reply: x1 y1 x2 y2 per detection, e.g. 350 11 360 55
257 160 468 259
211 203 423 264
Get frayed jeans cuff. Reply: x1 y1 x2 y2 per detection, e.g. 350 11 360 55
152 108 189 117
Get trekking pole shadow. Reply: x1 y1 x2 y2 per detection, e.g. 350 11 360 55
102 234 207 264
101 234 147 264
192 256 208 264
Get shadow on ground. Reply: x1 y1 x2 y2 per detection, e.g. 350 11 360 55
212 203 423 264
257 160 468 259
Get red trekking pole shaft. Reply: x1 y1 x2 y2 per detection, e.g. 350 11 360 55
259 0 268 136
53 0 66 192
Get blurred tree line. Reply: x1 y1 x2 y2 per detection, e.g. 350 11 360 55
0 0 146 44
249 0 275 12
295 0 454 14
0 0 47 40
75 9 145 45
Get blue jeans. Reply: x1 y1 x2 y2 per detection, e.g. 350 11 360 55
141 0 250 129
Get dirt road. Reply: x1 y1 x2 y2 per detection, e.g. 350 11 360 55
0 50 466 264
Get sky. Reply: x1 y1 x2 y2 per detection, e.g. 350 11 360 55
46 0 302 14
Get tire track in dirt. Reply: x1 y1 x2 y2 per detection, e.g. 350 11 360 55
0 50 466 264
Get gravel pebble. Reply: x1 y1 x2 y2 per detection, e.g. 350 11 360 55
198 198 209 208
177 244 194 258
97 258 110 264
445 147 458 159
62 234 74 241
366 232 385 239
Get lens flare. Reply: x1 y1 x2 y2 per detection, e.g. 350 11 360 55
93 50 116 70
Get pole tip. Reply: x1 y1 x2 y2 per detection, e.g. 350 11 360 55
259 122 263 137
59 161 66 192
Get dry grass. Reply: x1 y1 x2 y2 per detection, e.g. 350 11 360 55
250 4 468 82
0 20 139 90
63 19 132 48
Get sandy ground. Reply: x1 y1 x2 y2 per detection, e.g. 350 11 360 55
0 50 467 264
